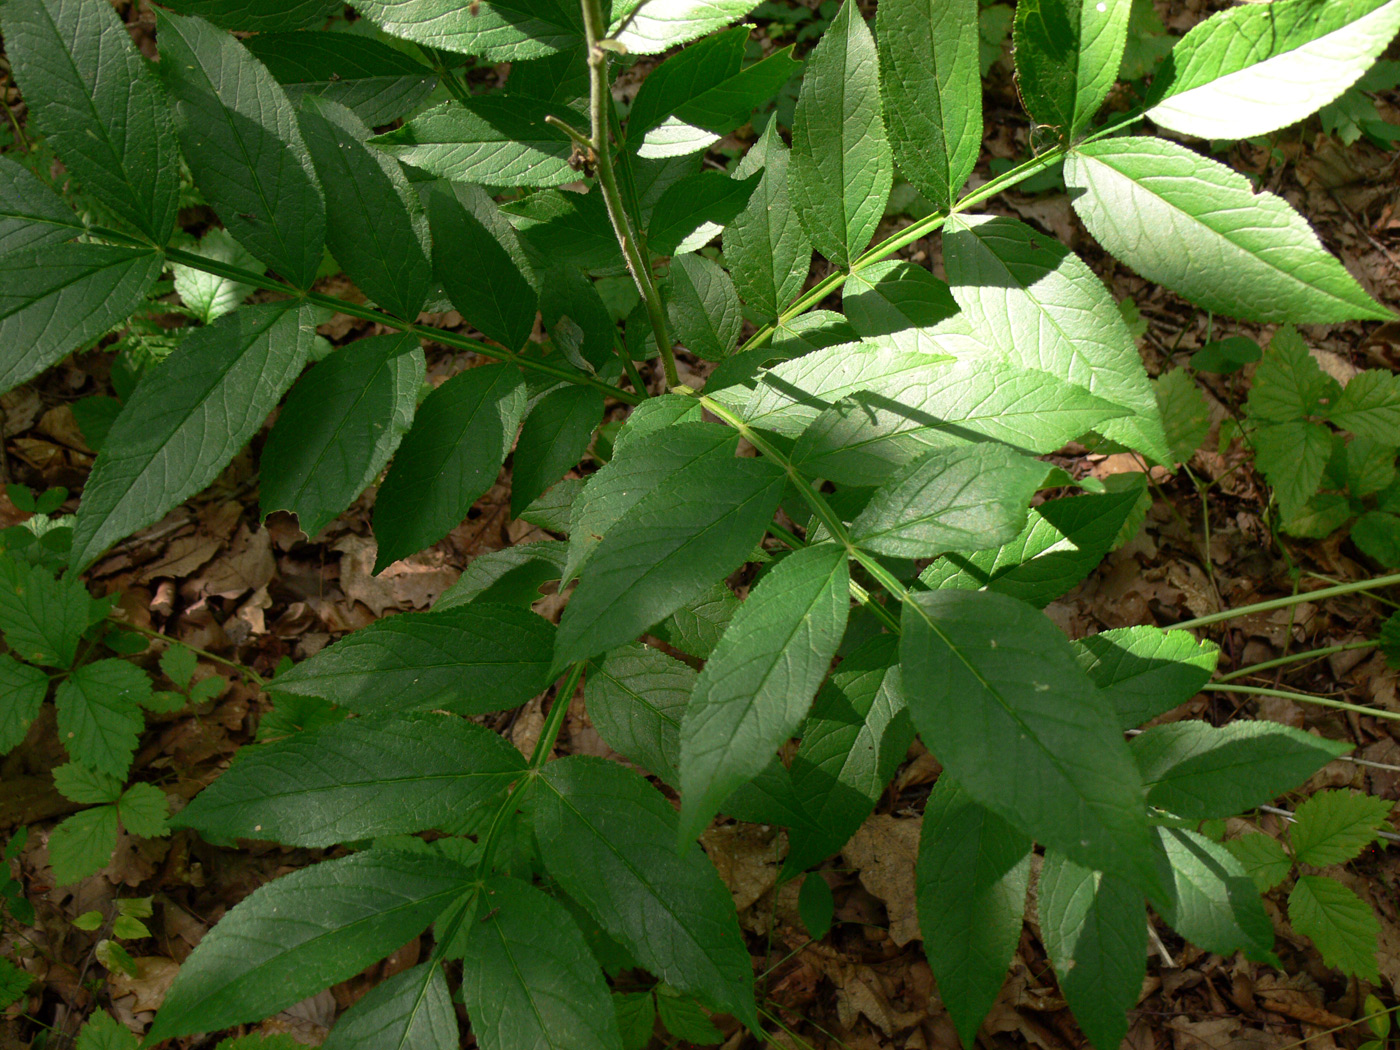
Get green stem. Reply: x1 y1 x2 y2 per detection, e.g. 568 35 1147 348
1215 640 1377 683
1173 573 1400 632
120 621 268 689
1210 682 1400 722
575 0 679 389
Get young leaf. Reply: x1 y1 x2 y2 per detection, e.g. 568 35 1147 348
511 385 605 517
1146 0 1400 141
0 244 163 396
648 171 760 256
271 603 555 715
460 878 622 1050
917 777 1031 1050
0 656 48 753
1289 875 1381 982
3 0 180 242
1224 833 1292 893
1154 827 1275 961
0 555 100 668
1065 136 1391 323
901 590 1166 898
678 543 850 842
157 10 326 289
147 851 474 1043
723 123 813 322
664 254 742 360
1013 0 1132 139
784 634 913 875
371 98 581 189
917 482 1147 609
299 98 433 321
0 155 86 254
1289 790 1394 866
427 181 539 352
535 756 757 1028
352 0 584 61
613 0 763 54
849 443 1046 557
246 32 438 127
1038 850 1146 1050
175 712 527 846
943 213 1169 461
261 333 425 540
565 423 740 583
435 541 568 609
322 963 456 1050
585 642 695 784
788 0 892 267
54 660 150 778
1131 721 1350 820
877 0 981 208
1073 626 1219 730
372 363 527 570
553 450 784 671
71 303 318 571
48 806 119 885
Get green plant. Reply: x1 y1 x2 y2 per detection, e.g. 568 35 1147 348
1225 790 1395 982
2 0 1399 1047
71 896 156 978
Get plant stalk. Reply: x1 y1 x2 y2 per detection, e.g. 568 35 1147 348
1174 573 1400 632
1210 681 1400 722
1216 640 1377 683
574 0 679 388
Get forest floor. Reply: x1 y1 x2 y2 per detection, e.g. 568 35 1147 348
3 1 1400 1048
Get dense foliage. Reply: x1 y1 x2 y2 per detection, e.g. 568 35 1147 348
2 0 1399 1046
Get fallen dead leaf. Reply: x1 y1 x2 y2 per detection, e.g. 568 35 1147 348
842 815 920 947
107 957 179 1013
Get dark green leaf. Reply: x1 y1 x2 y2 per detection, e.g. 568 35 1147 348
176 712 526 847
678 543 849 841
1073 626 1219 730
0 555 99 668
1065 136 1391 322
322 963 457 1050
504 189 624 274
511 385 604 517
261 333 424 540
1353 511 1400 566
461 878 621 1050
876 0 981 207
916 776 1031 1050
655 583 740 660
850 443 1046 557
299 99 432 321
585 642 694 784
1224 833 1291 893
901 590 1165 897
1331 368 1400 442
71 303 318 571
48 806 118 885
0 244 162 396
0 156 84 254
1290 789 1394 866
788 0 892 267
158 0 341 32
271 603 555 715
1012 0 1131 139
840 260 960 356
798 875 834 939
0 655 48 752
436 541 567 609
536 756 757 1027
4 0 180 241
1289 875 1380 982
723 123 812 322
552 449 784 671
665 254 742 360
1038 850 1145 1050
54 659 149 778
654 990 722 1046
147 851 474 1042
372 363 527 570
1132 721 1350 820
371 97 580 188
352 0 584 61
246 32 437 126
648 172 760 257
1154 827 1275 961
117 782 170 837
157 10 326 289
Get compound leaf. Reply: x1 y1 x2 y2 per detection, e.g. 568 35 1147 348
536 756 757 1028
157 9 325 289
271 603 555 715
147 851 475 1042
917 777 1031 1050
3 0 180 242
159 0 341 32
788 0 892 267
613 0 763 54
1224 833 1292 893
901 590 1165 898
54 659 150 778
665 254 742 360
72 303 318 571
175 712 526 846
1147 0 1400 141
116 782 170 838
648 171 760 257
678 543 850 842
260 332 425 540
1065 136 1391 323
372 363 527 571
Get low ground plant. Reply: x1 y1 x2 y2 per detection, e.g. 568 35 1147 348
2 0 1400 1046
